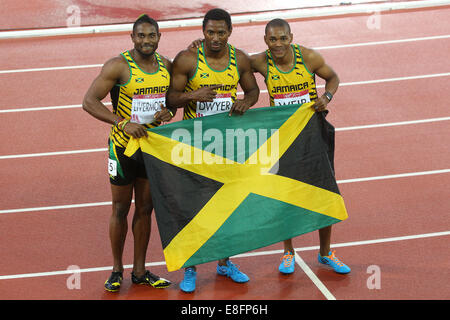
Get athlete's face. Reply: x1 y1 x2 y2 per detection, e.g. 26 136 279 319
264 26 293 59
131 23 160 57
203 20 232 53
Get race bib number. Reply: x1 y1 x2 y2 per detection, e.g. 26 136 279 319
273 90 311 106
108 158 117 177
130 94 164 124
196 93 232 117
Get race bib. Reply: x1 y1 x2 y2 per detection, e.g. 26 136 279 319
196 93 232 117
273 90 311 106
130 94 165 124
108 158 117 177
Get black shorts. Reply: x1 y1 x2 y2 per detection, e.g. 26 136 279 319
108 140 147 186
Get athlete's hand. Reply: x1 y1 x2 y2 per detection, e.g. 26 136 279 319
188 38 204 49
229 99 251 116
312 96 329 112
192 84 222 102
154 104 175 122
123 122 148 138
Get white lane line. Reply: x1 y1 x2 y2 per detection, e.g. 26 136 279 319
337 169 450 184
314 34 450 50
0 260 163 280
294 251 336 300
0 148 107 159
2 72 450 113
0 102 110 113
338 72 450 87
1 34 449 74
0 230 448 280
0 64 102 74
0 169 448 215
318 231 450 250
0 201 112 214
335 117 450 131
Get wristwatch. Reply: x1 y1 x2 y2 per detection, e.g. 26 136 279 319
324 91 333 102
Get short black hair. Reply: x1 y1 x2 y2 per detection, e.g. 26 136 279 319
265 18 291 34
203 8 232 30
133 14 159 34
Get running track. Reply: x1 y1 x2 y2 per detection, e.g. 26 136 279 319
0 5 449 301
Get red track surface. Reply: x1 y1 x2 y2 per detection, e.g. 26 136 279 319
0 4 449 302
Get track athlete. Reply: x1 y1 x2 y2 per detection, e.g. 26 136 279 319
166 8 260 293
250 19 351 275
82 14 174 292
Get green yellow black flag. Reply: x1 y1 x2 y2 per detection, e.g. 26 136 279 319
125 102 348 272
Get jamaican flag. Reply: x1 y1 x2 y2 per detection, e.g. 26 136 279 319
125 102 348 272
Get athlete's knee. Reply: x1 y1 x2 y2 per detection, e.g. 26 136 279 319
112 201 132 220
134 202 153 217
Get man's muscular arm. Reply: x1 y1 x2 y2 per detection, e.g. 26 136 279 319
82 56 148 138
302 47 339 112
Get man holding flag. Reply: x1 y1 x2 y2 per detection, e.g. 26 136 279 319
166 8 260 292
82 14 174 292
249 18 351 275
